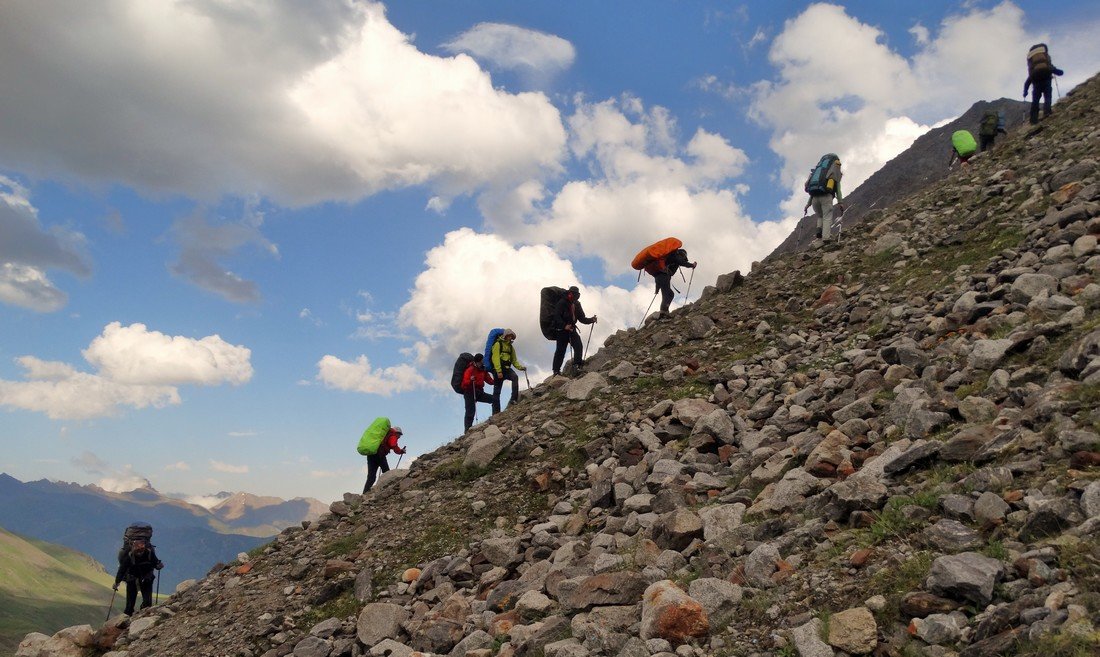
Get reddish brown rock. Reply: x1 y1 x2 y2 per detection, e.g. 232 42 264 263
849 548 873 568
236 562 253 575
813 285 846 309
323 559 356 578
1051 181 1083 204
402 567 422 583
1070 451 1100 469
640 580 710 645
899 591 960 618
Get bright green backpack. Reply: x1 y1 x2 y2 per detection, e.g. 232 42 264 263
951 130 977 158
357 417 391 456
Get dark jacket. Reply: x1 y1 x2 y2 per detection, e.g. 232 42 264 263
552 298 595 332
656 249 696 279
115 546 162 585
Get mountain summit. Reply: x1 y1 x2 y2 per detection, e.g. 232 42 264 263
21 74 1100 657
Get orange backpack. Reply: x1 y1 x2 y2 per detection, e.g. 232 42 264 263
631 237 683 276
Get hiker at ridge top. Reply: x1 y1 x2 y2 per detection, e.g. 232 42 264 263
1023 43 1064 125
654 249 697 316
490 329 526 414
803 154 844 243
551 286 597 376
113 537 163 616
364 425 405 494
460 353 495 432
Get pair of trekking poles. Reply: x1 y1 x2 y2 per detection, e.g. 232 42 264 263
638 267 695 328
105 574 161 621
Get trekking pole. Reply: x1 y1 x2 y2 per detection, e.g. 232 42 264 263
105 588 116 622
1054 77 1061 100
523 370 531 390
584 324 594 361
155 574 160 605
395 454 404 469
682 268 695 306
638 292 658 328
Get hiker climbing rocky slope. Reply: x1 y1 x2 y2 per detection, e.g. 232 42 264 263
768 97 1031 259
20 74 1100 657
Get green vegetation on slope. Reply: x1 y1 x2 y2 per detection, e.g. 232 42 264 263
0 527 115 653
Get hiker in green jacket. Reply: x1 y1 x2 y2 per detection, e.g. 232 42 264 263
490 329 526 413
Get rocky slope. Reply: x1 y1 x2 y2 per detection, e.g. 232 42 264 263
768 98 1031 259
20 75 1100 657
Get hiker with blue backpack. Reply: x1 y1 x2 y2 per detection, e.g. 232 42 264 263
486 328 526 413
357 418 405 493
803 154 844 243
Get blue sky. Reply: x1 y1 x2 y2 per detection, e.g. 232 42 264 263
2 1 1098 504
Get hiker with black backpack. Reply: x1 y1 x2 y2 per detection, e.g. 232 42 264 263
803 154 844 244
551 286 597 376
459 353 495 431
113 529 163 616
978 110 1007 151
1023 43 1064 125
357 418 405 494
488 328 526 413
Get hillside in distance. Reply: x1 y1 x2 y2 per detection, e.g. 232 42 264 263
768 97 1031 259
0 474 322 590
0 528 113 654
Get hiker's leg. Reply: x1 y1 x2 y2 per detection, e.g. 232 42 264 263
657 275 674 313
569 331 584 367
811 196 826 238
1030 86 1041 124
820 198 835 240
139 578 153 609
379 456 390 475
552 335 569 374
980 134 993 152
505 368 519 405
463 388 476 430
363 456 380 493
1041 79 1053 117
124 580 138 615
491 376 504 414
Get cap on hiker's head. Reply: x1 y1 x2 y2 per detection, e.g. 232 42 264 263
503 329 516 340
392 426 403 435
568 286 580 298
473 353 484 362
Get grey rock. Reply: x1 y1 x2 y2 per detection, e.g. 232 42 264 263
1082 481 1100 519
974 492 1010 526
564 372 608 401
356 603 409 646
790 618 834 657
910 613 964 645
653 508 704 551
449 629 493 656
608 361 637 380
687 577 742 621
671 398 718 428
924 519 982 552
968 339 1013 370
463 425 508 470
368 640 413 657
926 552 1004 605
744 543 781 588
1007 273 1058 304
292 636 331 657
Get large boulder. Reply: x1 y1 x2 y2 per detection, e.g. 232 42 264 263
653 508 704 551
827 607 877 655
560 572 649 610
463 425 508 470
640 580 710 645
564 372 607 401
356 602 409 646
687 577 742 622
926 552 1004 605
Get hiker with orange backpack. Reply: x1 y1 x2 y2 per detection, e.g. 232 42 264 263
357 418 405 494
632 238 697 319
551 286 597 376
1023 43 1064 125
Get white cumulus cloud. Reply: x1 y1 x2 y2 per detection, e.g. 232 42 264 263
0 1 566 205
316 355 429 396
442 22 576 73
210 460 249 474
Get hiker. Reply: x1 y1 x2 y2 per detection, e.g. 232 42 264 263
803 154 844 243
363 424 405 493
489 329 526 413
978 109 1007 152
1023 43 1064 125
653 249 696 316
113 538 163 616
949 130 978 167
460 353 495 431
551 286 598 376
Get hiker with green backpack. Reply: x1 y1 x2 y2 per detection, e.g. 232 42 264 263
803 154 844 243
949 130 978 168
978 109 1006 152
357 418 405 494
1023 43 1064 125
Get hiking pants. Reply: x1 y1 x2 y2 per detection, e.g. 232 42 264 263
552 330 584 374
363 454 389 494
463 387 493 431
1030 77 1052 124
811 194 835 240
492 367 519 414
124 577 154 615
655 273 675 314
979 134 995 152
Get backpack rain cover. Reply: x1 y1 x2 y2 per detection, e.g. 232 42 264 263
631 237 683 275
357 417 391 456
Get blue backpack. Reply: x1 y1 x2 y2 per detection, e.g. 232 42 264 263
804 153 839 195
483 328 505 368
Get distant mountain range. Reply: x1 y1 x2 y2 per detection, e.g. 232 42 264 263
0 527 113 654
0 474 326 591
766 97 1032 259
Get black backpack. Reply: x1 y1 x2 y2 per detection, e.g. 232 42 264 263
122 522 153 550
451 353 475 393
539 287 567 340
979 110 999 137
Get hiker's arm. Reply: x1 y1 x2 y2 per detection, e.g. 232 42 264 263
151 548 163 569
513 349 525 370
114 560 127 588
803 198 811 214
1054 67 1064 76
491 342 503 374
834 181 843 203
1023 77 1031 96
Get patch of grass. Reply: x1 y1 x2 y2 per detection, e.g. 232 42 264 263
298 590 361 630
925 462 977 488
1056 538 1100 595
982 539 1009 561
670 380 712 400
1014 629 1100 657
432 457 464 480
817 609 832 641
246 541 272 559
458 464 491 482
633 376 663 391
871 551 934 628
863 496 934 545
321 529 367 558
954 374 990 400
